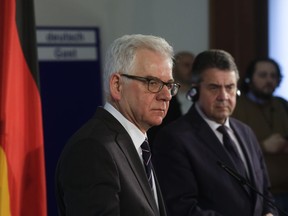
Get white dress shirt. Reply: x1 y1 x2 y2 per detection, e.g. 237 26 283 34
104 102 159 207
195 103 249 174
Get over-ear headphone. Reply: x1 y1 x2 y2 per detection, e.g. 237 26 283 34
186 86 199 102
236 89 241 97
186 86 241 101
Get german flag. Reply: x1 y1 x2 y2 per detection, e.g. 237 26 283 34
0 0 47 215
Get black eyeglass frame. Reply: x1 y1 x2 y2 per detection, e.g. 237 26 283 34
120 73 180 96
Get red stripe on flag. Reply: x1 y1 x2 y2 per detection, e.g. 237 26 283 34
0 0 47 215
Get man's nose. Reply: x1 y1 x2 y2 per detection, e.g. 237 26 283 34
158 85 172 101
217 88 229 100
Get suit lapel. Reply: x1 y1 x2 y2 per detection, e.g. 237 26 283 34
96 108 160 215
230 122 253 174
230 121 259 191
116 131 160 215
188 107 253 198
189 107 236 169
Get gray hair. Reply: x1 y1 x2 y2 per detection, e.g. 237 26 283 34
103 34 174 99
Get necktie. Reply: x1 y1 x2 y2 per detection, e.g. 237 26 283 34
141 139 153 189
217 125 247 179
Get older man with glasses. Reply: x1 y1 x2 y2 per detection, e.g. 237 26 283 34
55 34 177 216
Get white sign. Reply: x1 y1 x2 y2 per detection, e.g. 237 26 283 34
37 30 97 44
37 28 99 61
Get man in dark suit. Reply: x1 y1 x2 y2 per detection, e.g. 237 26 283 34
55 34 180 216
152 50 278 216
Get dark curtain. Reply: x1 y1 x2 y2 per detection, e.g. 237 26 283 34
209 0 268 81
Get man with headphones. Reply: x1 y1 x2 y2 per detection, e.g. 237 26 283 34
232 58 288 212
152 50 278 216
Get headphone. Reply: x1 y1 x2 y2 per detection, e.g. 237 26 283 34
186 86 199 102
186 86 241 102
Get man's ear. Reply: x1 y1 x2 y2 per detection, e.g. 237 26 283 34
110 73 122 100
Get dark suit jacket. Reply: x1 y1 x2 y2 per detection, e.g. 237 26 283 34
152 105 278 216
55 107 167 216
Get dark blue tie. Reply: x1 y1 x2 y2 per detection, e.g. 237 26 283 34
217 125 247 179
141 139 153 189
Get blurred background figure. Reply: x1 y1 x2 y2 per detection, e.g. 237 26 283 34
171 51 195 116
233 57 288 212
148 51 195 143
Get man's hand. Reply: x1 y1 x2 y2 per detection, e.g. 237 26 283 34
263 133 288 153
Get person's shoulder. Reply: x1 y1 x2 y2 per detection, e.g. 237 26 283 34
273 95 288 105
273 95 287 101
229 116 252 131
65 108 121 147
159 115 185 131
233 95 258 118
271 96 288 114
158 110 196 137
235 94 253 105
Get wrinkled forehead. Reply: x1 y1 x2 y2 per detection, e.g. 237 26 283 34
201 68 238 82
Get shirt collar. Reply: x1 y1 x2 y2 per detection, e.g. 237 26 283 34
104 102 146 151
195 102 231 131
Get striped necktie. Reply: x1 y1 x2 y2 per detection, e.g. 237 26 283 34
141 139 153 189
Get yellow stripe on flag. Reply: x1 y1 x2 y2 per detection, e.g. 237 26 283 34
0 146 11 216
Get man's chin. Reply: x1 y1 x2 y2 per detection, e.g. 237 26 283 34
214 111 230 123
149 117 164 127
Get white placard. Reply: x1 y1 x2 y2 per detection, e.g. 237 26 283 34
38 46 98 61
37 29 97 44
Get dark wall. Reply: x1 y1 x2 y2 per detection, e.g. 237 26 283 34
209 0 268 81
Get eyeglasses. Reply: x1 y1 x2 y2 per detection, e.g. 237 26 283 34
120 74 180 96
